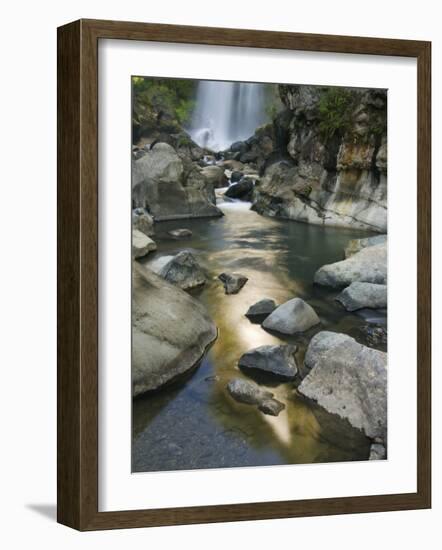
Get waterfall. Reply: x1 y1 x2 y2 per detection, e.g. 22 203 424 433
189 81 267 151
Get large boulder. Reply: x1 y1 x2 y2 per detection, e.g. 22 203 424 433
344 234 387 258
238 344 298 380
132 230 157 259
227 378 285 416
314 242 387 289
262 297 320 335
132 265 217 396
132 142 223 220
245 298 277 322
151 251 206 290
336 282 387 311
218 272 248 294
298 331 387 441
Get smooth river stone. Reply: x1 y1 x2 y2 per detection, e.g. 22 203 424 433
262 297 320 335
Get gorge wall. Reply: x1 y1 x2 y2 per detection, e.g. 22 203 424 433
251 85 387 232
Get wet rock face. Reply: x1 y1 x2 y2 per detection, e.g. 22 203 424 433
218 272 248 294
336 282 387 311
314 242 387 289
238 344 298 380
132 142 223 220
132 230 157 259
299 331 387 441
252 85 387 232
262 297 320 335
132 265 217 396
227 378 285 416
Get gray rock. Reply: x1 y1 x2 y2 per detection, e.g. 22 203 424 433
369 442 386 460
227 378 273 405
336 282 387 311
238 344 298 380
132 230 157 259
200 165 228 188
133 142 183 184
298 331 387 440
227 378 285 417
168 228 193 239
132 265 217 396
245 298 277 322
225 178 254 200
258 399 285 416
344 234 387 258
132 208 154 237
218 272 248 294
262 297 320 335
314 242 387 289
156 251 206 290
132 142 223 220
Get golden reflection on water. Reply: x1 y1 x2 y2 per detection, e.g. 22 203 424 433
136 201 374 470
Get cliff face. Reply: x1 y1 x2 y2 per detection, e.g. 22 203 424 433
252 85 387 232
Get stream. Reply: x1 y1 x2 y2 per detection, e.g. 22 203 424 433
132 196 386 472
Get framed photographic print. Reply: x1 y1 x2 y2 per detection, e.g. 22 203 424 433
57 19 431 530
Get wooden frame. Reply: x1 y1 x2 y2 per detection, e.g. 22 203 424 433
57 18 431 531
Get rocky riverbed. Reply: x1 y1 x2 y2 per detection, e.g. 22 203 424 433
131 81 388 472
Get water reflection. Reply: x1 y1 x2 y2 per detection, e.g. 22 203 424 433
133 201 381 472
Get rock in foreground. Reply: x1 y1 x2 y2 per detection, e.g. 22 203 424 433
218 272 248 294
132 230 157 259
156 251 206 290
227 378 285 416
314 242 387 289
262 297 320 335
245 298 277 322
132 265 217 396
238 344 298 380
299 331 387 441
336 282 387 311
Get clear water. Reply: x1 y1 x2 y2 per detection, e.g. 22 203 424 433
132 199 386 472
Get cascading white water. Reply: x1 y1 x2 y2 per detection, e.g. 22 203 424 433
189 81 267 151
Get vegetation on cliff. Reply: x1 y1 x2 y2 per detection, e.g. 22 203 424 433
132 77 198 142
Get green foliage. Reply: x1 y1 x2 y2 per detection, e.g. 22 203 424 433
132 77 197 133
318 88 354 141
